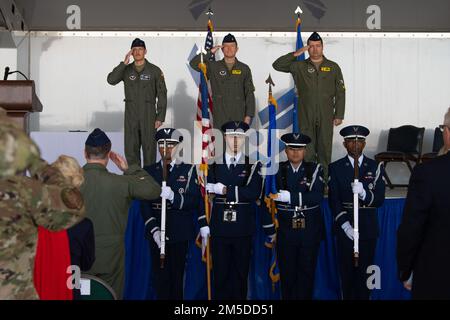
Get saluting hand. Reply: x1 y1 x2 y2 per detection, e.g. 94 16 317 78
110 151 129 172
124 49 133 65
210 45 222 54
293 45 310 57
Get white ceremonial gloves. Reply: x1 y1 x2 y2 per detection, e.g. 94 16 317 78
200 226 210 255
275 190 291 204
153 230 161 248
206 183 226 195
341 221 354 241
160 186 174 202
404 273 413 291
268 233 276 243
351 181 366 200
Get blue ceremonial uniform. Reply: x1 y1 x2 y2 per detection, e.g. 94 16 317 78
141 160 201 300
274 160 325 299
328 155 385 300
200 154 263 300
140 127 199 299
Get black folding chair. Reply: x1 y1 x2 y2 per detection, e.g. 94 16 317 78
375 125 425 189
421 127 444 163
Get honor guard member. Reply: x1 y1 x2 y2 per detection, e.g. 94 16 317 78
273 32 346 179
328 125 385 300
81 128 161 299
141 128 201 300
198 121 264 300
189 34 256 130
272 133 325 300
108 38 167 167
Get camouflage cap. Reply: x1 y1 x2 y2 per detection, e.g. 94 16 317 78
0 113 42 178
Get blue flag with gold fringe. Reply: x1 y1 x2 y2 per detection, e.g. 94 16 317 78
264 84 280 288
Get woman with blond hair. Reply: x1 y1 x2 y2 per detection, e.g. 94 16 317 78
51 155 85 188
35 155 95 300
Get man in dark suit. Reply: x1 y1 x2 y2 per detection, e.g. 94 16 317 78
397 108 450 300
328 125 385 300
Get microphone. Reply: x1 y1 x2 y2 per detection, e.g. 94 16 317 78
3 67 10 80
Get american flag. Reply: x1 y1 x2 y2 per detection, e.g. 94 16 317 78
195 17 214 269
196 18 214 138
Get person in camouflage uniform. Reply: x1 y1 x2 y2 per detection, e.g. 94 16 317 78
0 108 85 300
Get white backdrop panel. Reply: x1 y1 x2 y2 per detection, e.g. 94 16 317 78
27 33 450 184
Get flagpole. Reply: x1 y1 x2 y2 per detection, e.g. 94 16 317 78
201 47 212 301
293 5 303 134
265 75 280 291
204 8 214 300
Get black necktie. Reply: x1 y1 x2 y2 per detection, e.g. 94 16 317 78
164 164 172 179
230 157 236 170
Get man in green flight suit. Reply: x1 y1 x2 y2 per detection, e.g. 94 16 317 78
108 38 167 167
273 32 346 179
80 128 160 299
189 33 256 130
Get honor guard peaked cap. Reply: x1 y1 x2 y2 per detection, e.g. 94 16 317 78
155 128 183 144
221 121 249 135
339 125 370 140
281 133 311 148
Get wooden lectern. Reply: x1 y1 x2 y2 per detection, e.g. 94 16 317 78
0 80 43 133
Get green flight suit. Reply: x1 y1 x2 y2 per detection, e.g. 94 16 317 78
190 51 256 130
80 163 160 299
273 53 346 178
107 59 167 167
